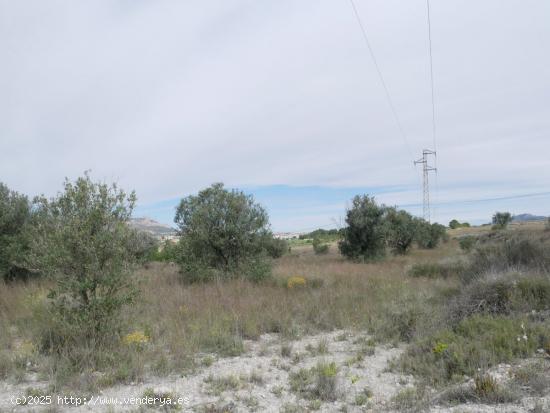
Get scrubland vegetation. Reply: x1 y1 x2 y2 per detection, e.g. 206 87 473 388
1 175 549 411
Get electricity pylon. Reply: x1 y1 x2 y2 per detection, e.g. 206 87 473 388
414 149 437 222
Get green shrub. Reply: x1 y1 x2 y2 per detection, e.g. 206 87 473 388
174 183 273 282
312 238 329 255
129 230 159 263
28 173 138 358
384 208 418 255
511 361 550 396
416 222 447 249
468 235 550 276
338 195 387 261
289 362 338 401
492 211 512 230
148 240 179 262
449 219 470 229
315 362 338 401
299 228 341 242
459 236 476 252
0 183 35 281
398 315 549 386
449 273 550 324
264 237 289 258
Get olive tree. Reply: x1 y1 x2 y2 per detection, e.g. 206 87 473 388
384 208 418 255
338 195 387 261
0 183 33 281
174 183 272 282
416 221 447 249
29 174 138 351
492 211 512 230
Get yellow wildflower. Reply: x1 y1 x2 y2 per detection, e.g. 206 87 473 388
123 331 149 346
287 276 307 289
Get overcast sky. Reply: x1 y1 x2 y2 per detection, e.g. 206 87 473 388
1 0 549 231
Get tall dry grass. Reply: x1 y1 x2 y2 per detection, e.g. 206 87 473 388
0 239 460 388
132 245 457 369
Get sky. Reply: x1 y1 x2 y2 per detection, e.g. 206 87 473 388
1 0 549 232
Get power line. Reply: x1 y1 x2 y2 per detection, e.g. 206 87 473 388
348 0 415 163
426 0 437 153
425 0 439 221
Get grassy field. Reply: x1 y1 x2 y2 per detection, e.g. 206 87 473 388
1 222 549 411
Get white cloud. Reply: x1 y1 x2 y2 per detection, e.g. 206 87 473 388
1 0 549 222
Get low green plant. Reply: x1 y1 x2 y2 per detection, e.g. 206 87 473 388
354 387 373 406
459 236 476 252
398 315 549 386
203 374 242 396
315 362 338 401
289 361 338 401
280 342 293 358
449 273 550 323
312 238 329 255
391 387 425 410
511 361 550 396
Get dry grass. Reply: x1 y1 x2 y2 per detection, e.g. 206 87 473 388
0 243 453 387
132 245 454 367
2 223 546 394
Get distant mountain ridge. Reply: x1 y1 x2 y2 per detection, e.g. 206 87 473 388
129 217 176 236
512 213 547 222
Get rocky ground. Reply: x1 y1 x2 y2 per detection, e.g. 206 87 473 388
1 330 548 412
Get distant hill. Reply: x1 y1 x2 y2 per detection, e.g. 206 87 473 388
512 213 547 222
129 217 176 237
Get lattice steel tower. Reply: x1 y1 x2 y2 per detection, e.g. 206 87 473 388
414 149 437 222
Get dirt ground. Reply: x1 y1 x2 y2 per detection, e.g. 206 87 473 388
1 329 548 412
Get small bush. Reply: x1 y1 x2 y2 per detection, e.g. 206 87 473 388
468 234 550 276
385 208 418 255
449 219 470 229
450 273 550 323
459 236 476 252
280 343 293 358
174 183 273 282
440 378 518 405
391 387 426 410
289 362 338 401
28 173 139 361
312 238 329 255
148 240 179 262
511 361 550 396
315 362 338 401
474 374 498 399
264 237 289 259
492 211 512 230
416 222 447 249
339 195 387 261
203 374 242 396
398 315 549 386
